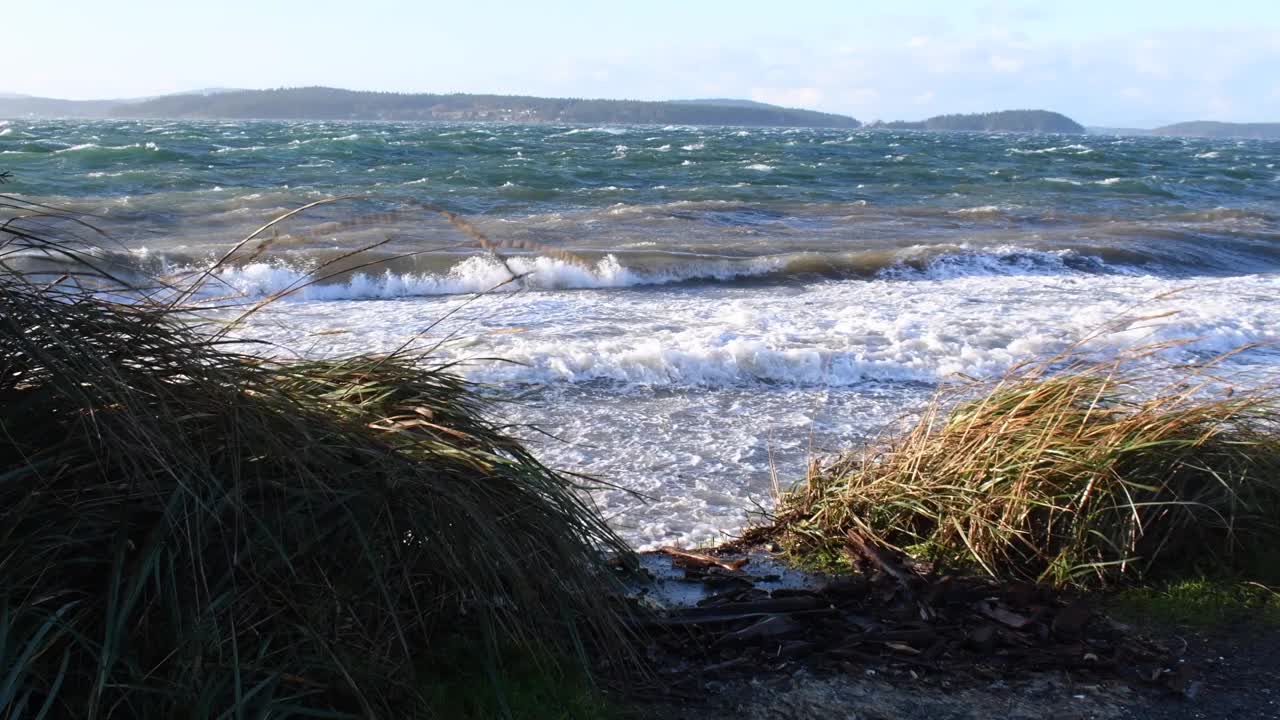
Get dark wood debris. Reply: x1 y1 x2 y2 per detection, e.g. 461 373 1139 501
631 533 1200 701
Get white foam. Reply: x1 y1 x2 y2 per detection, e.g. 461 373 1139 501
198 254 785 302
212 266 1280 549
745 163 775 172
949 205 1004 216
203 243 1135 306
552 127 628 137
878 245 1108 280
52 142 158 154
54 143 99 153
287 134 359 146
224 272 1280 393
1010 144 1093 156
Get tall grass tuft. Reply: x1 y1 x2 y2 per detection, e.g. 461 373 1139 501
774 352 1280 588
0 197 634 717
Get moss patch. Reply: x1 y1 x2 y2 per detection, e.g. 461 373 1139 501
1111 578 1280 627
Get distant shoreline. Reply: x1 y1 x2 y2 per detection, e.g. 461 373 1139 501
0 88 1094 135
0 87 861 129
5 87 1278 138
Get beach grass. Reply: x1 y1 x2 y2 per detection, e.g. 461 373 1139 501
769 350 1280 588
0 196 636 718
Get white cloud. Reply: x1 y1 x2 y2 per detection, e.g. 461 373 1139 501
1207 95 1234 117
492 24 1280 127
989 55 1025 73
1133 39 1169 78
843 87 882 106
1117 87 1151 102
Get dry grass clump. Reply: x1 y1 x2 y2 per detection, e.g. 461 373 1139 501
0 200 633 717
774 354 1280 588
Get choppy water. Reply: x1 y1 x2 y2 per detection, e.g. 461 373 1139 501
5 119 1280 547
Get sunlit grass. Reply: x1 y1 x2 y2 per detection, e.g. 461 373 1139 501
771 351 1280 588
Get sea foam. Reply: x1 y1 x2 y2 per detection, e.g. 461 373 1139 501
194 245 1121 304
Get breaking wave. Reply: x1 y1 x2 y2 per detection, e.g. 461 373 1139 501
192 245 1127 302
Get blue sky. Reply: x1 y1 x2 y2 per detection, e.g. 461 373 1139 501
9 0 1280 126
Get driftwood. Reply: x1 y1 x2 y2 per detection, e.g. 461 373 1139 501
844 530 917 586
649 596 834 627
639 546 1190 698
658 546 750 573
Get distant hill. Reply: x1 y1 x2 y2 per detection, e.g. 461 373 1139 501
870 110 1084 134
176 87 245 97
1149 121 1280 140
669 98 783 110
0 87 860 128
0 96 122 118
0 88 244 117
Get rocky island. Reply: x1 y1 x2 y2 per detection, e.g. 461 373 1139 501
869 109 1085 134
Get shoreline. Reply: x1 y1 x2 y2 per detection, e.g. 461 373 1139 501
5 165 1279 717
621 541 1279 720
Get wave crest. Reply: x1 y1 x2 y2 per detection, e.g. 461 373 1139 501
193 245 1121 302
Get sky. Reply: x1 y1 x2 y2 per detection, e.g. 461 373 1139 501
7 0 1280 127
